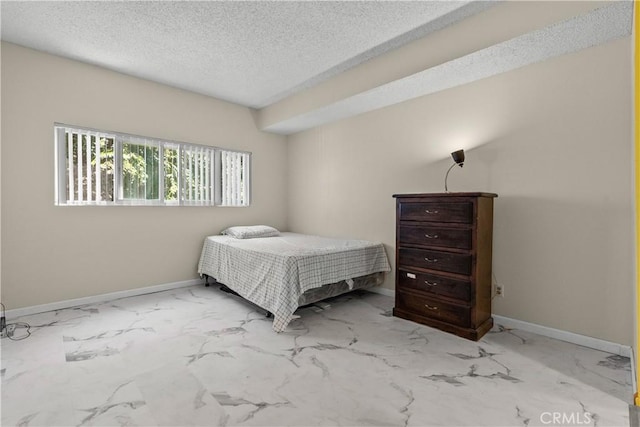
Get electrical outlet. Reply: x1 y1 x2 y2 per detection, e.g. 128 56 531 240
496 284 504 297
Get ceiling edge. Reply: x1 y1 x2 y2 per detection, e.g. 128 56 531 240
262 1 632 136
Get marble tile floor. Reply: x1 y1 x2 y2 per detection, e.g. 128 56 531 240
1 285 633 427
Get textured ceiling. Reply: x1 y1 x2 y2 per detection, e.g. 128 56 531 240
0 1 633 135
263 1 634 134
0 0 494 109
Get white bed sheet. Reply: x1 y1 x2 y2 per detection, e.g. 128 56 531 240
197 232 391 331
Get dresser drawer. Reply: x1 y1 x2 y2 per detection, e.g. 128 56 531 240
399 225 471 250
399 248 472 275
399 202 472 223
396 291 471 328
398 269 471 301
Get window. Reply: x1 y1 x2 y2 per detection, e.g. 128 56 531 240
54 124 251 206
217 149 250 206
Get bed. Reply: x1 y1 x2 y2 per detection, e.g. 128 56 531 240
197 227 391 332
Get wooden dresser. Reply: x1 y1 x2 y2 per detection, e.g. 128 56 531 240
392 192 497 341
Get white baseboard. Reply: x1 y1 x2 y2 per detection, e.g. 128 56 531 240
6 281 633 362
493 314 633 358
5 278 201 320
494 315 636 402
364 289 632 359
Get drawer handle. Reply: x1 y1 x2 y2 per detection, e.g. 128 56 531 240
424 257 438 263
425 209 439 214
425 280 438 286
425 304 439 311
425 234 439 239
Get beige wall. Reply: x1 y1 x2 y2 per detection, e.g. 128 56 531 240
288 37 634 345
1 42 288 309
1 34 634 346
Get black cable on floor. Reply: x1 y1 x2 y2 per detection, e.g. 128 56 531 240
1 302 31 340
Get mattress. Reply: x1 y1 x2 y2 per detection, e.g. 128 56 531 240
197 232 391 331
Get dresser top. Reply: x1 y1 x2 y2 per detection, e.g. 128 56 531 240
393 192 498 199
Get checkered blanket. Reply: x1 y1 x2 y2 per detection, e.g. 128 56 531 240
197 232 391 331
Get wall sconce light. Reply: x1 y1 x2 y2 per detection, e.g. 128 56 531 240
444 149 465 192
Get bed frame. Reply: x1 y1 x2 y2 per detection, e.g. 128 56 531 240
202 272 385 318
197 232 390 331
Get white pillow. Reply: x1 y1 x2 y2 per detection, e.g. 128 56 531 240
221 225 280 239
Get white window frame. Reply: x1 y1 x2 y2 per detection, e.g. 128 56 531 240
54 123 251 207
